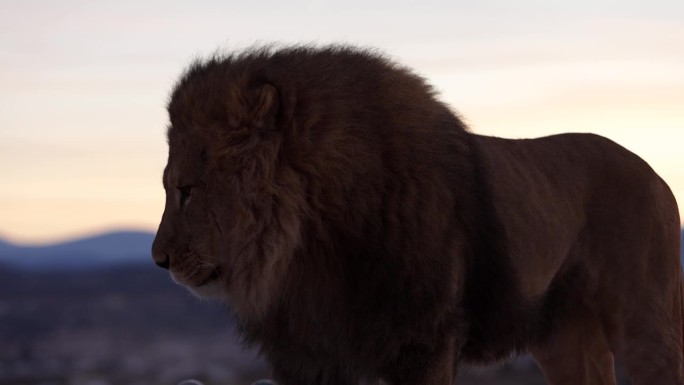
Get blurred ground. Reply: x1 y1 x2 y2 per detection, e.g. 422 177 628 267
0 264 631 385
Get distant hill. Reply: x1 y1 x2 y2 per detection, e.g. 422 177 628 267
0 238 11 248
0 230 155 271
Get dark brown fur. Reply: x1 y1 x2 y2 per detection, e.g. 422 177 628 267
152 46 683 385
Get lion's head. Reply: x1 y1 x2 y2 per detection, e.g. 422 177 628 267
151 57 306 317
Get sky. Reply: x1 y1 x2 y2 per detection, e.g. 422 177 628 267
1 0 683 244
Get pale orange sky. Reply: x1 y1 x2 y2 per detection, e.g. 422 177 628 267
1 1 683 244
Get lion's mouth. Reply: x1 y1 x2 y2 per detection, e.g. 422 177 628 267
196 268 221 287
171 267 225 299
171 266 222 288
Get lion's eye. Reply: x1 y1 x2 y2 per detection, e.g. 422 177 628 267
178 186 193 207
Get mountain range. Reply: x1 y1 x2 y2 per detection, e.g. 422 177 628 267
0 230 154 271
0 229 682 271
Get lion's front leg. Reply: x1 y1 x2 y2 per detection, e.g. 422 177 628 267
379 341 457 385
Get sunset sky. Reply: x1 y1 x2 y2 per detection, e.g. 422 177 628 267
1 0 683 244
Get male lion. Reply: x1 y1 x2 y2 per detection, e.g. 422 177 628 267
152 46 683 385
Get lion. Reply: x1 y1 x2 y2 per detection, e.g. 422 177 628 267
151 46 683 385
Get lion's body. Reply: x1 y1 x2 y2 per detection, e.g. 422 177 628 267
478 134 683 383
152 46 683 385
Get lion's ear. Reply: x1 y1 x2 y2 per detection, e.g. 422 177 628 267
250 84 279 130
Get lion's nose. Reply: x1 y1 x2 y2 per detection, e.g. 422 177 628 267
151 238 171 270
155 255 170 269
